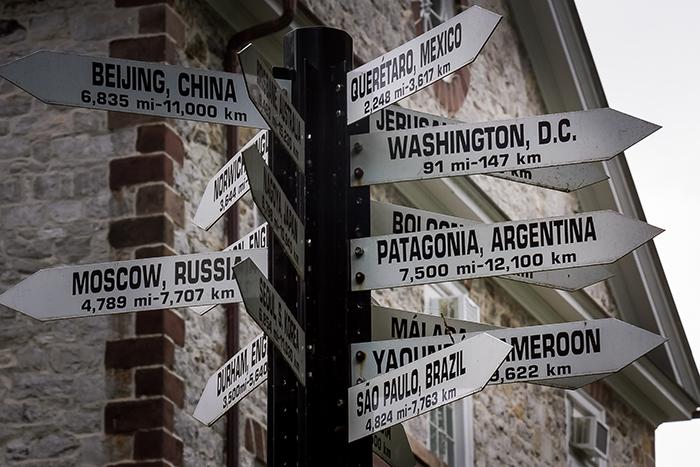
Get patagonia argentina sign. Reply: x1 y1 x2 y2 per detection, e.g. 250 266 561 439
346 6 501 124
367 105 609 192
351 107 659 186
371 201 613 291
354 314 666 389
0 249 267 320
351 210 661 291
0 51 267 129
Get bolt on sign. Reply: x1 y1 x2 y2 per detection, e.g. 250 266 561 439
238 44 305 172
194 131 269 230
0 249 267 320
348 333 511 441
350 108 659 186
234 259 306 386
0 51 268 129
346 6 502 124
192 223 268 316
351 210 662 291
355 313 666 389
367 105 610 192
242 142 305 278
370 200 613 291
194 332 268 426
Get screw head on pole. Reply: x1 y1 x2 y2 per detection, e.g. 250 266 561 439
355 351 366 362
355 272 365 283
353 167 364 179
353 142 363 154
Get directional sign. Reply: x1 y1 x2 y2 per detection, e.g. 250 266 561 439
368 105 609 191
346 6 501 124
372 425 415 467
238 44 305 172
351 108 659 186
348 333 510 441
0 51 268 129
194 333 268 425
353 316 667 389
242 142 304 277
194 131 269 230
0 249 267 320
192 223 268 316
351 210 662 291
234 259 305 385
371 200 613 291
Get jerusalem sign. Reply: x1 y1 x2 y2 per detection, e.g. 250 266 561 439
0 51 267 129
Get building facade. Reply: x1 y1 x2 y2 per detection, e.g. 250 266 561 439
0 0 697 466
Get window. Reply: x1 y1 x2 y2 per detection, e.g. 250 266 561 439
423 282 479 467
566 390 609 467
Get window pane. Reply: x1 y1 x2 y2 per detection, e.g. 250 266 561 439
446 406 453 436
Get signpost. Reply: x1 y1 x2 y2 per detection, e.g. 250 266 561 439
238 44 305 172
194 131 269 230
354 312 667 389
234 259 306 385
194 332 268 426
351 108 659 186
368 105 609 191
0 51 268 129
351 210 662 291
242 142 305 278
373 425 415 467
346 6 501 124
192 223 268 316
0 249 267 320
347 332 511 441
371 200 613 291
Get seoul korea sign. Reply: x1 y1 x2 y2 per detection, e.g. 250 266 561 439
0 3 669 465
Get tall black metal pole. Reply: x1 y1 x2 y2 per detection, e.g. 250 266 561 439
266 26 372 466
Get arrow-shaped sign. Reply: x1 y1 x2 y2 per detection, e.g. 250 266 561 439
371 200 613 291
242 142 304 278
368 105 609 191
192 223 268 316
348 332 510 441
346 6 501 124
372 425 415 467
194 131 269 230
194 332 268 425
354 312 666 389
0 51 268 129
351 108 659 186
351 210 661 291
234 259 306 385
0 249 267 320
238 44 305 172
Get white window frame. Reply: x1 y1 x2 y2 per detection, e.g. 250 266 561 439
566 390 608 467
423 281 478 467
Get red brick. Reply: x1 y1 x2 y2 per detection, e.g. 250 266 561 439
134 428 183 466
253 419 266 462
136 124 185 165
135 244 177 259
105 397 174 434
108 111 163 130
110 153 174 190
244 418 255 453
136 309 185 346
135 367 185 408
139 5 186 46
109 215 174 248
136 184 185 227
105 336 175 369
110 35 177 64
115 0 174 7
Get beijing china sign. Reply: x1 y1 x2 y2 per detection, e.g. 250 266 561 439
346 6 501 123
371 200 613 291
351 210 661 291
351 108 660 186
347 332 511 441
0 249 267 320
357 307 667 389
367 106 610 192
0 51 268 129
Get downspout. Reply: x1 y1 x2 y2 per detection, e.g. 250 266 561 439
223 1 296 466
